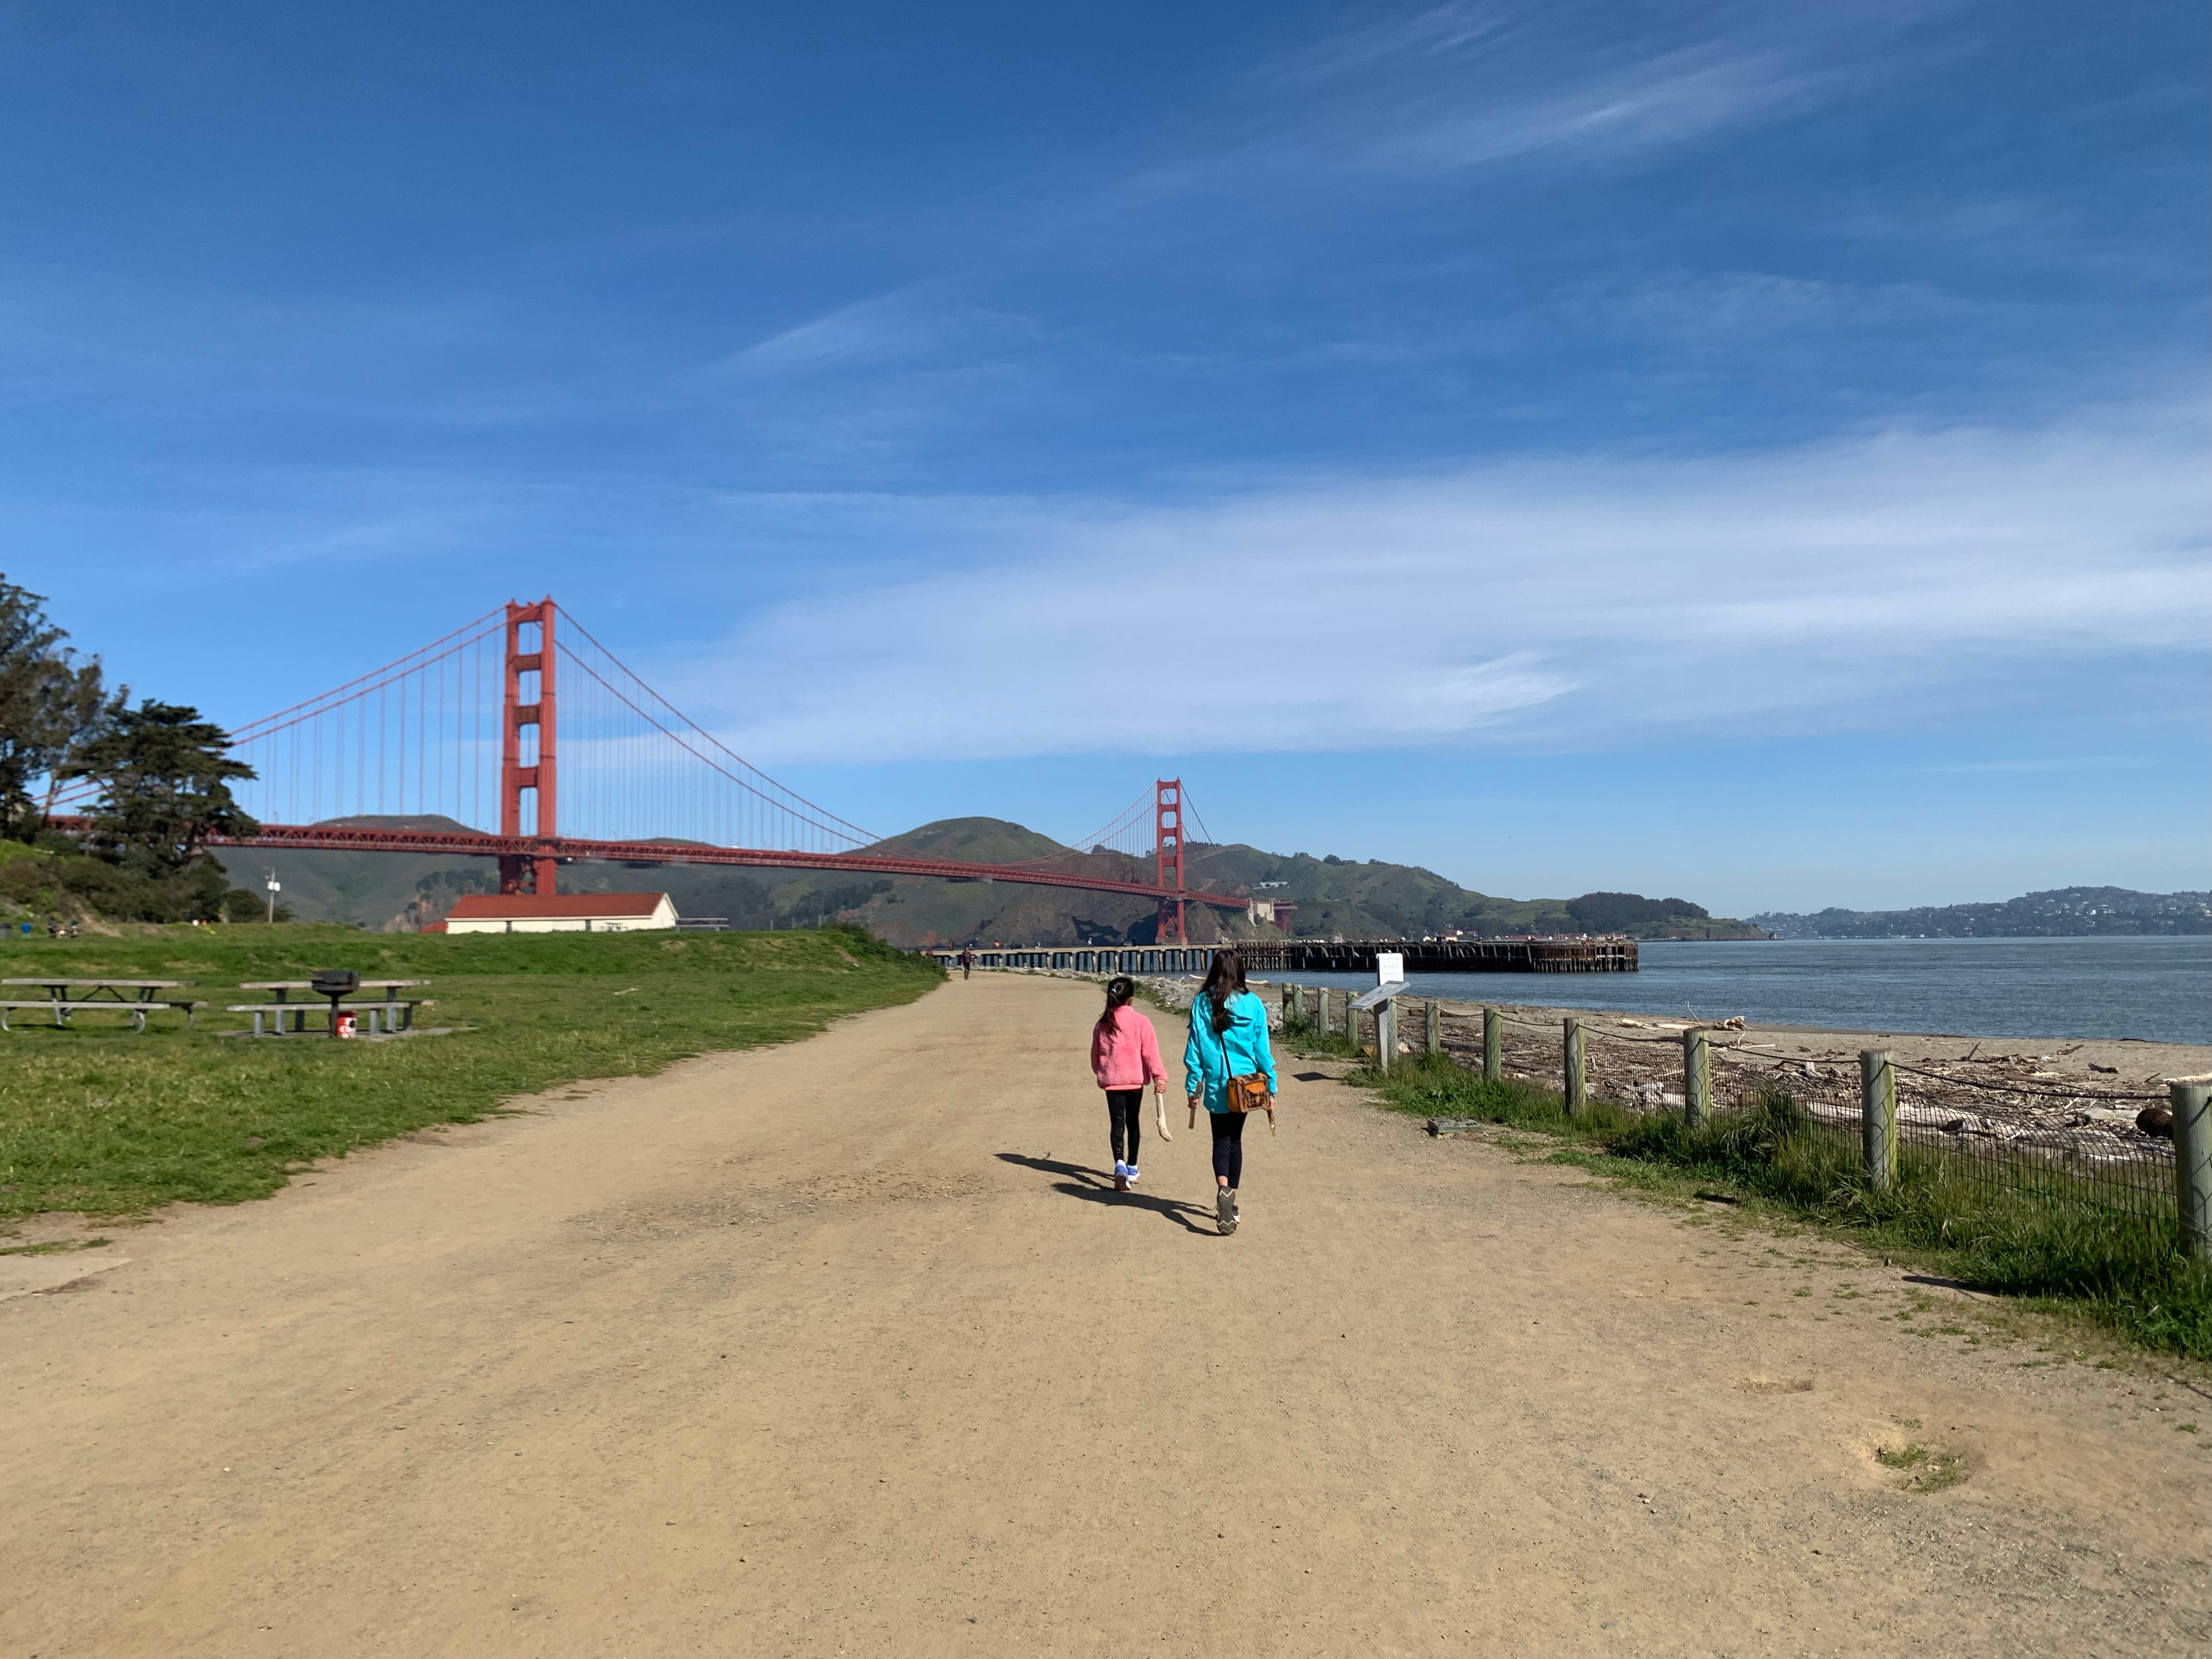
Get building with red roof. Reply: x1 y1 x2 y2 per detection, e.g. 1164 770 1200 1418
436 892 678 934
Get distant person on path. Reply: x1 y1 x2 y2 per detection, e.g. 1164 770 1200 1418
1183 949 1277 1235
957 947 975 980
1089 974 1169 1192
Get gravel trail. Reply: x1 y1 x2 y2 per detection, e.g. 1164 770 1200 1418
3 973 2205 1657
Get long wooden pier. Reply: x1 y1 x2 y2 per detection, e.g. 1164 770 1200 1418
923 938 1637 975
1229 938 1637 974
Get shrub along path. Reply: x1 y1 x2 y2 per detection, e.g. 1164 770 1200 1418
2 972 2207 1657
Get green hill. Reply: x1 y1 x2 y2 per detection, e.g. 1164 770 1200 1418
204 812 1760 945
1173 845 1759 944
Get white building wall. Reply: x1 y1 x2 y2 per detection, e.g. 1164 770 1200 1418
445 896 679 934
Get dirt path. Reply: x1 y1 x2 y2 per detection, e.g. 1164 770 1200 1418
4 974 2206 1658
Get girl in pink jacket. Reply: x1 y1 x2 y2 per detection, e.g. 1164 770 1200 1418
1090 975 1170 1192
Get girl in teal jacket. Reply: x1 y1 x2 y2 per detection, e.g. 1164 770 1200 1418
1183 949 1277 1235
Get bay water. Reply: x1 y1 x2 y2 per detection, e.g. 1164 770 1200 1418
1267 935 2210 1046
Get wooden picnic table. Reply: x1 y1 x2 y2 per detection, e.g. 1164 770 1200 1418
240 979 426 1001
225 998 439 1038
234 980 431 1036
2 977 192 1002
0 979 204 1032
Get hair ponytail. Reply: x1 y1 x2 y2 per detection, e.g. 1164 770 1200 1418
1098 975 1136 1029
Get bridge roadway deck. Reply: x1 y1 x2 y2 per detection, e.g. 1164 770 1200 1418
2 975 2200 1656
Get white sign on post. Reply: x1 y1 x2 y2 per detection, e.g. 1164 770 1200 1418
1376 951 1404 986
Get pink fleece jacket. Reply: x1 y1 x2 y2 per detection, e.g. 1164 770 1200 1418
1090 1004 1166 1090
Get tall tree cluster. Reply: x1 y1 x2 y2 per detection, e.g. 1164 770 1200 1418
0 576 263 919
66 702 260 876
0 577 123 838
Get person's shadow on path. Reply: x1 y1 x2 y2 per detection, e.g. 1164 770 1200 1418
995 1152 1217 1235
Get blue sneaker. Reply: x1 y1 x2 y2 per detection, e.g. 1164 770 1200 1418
1113 1160 1130 1192
1125 1165 1139 1187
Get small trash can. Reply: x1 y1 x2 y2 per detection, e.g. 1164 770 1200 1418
334 1012 358 1039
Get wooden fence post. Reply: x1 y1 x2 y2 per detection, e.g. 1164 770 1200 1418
1376 999 1395 1073
2171 1079 2212 1262
1564 1017 1585 1114
1317 987 1330 1037
1287 983 1304 1025
1348 1003 1364 1054
1683 1028 1710 1130
1483 1007 1502 1082
1424 999 1440 1057
1859 1049 1897 1193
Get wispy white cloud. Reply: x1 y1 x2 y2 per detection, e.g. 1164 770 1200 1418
1574 268 1968 338
679 405 2208 764
1273 1 1532 85
1359 46 1820 174
710 292 1045 379
1913 755 2159 775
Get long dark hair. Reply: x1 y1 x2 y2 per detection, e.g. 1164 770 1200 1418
1198 949 1248 1034
1098 975 1136 1029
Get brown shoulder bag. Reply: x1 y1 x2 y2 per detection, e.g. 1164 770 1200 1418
1226 1072 1271 1113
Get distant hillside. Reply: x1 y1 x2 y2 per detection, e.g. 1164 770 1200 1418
214 812 1765 945
1174 844 1762 944
1751 886 2211 939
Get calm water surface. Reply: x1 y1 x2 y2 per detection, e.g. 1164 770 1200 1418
1269 936 2210 1046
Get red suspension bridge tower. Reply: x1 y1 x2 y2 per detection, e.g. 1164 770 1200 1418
499 597 559 895
1154 777 1186 946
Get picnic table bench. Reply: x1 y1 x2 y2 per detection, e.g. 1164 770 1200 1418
0 979 205 1032
232 980 433 1037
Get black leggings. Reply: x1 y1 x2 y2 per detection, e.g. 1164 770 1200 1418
1105 1089 1143 1167
1209 1110 1247 1188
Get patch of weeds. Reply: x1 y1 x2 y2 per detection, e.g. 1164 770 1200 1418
1362 1057 2212 1353
2179 1423 2200 1433
1280 1017 1364 1060
1875 1441 1968 1492
1353 1051 2212 1361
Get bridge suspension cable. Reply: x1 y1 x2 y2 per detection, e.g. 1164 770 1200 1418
554 612 875 854
224 608 509 832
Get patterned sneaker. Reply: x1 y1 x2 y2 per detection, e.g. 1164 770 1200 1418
1216 1186 1237 1234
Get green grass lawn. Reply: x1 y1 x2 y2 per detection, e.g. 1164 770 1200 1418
0 922 941 1220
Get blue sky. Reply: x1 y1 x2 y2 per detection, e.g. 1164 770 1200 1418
3 0 2205 913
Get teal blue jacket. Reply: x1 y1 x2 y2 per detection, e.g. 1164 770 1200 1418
1183 990 1278 1113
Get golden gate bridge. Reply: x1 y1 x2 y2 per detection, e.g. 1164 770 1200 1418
55 598 1243 944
